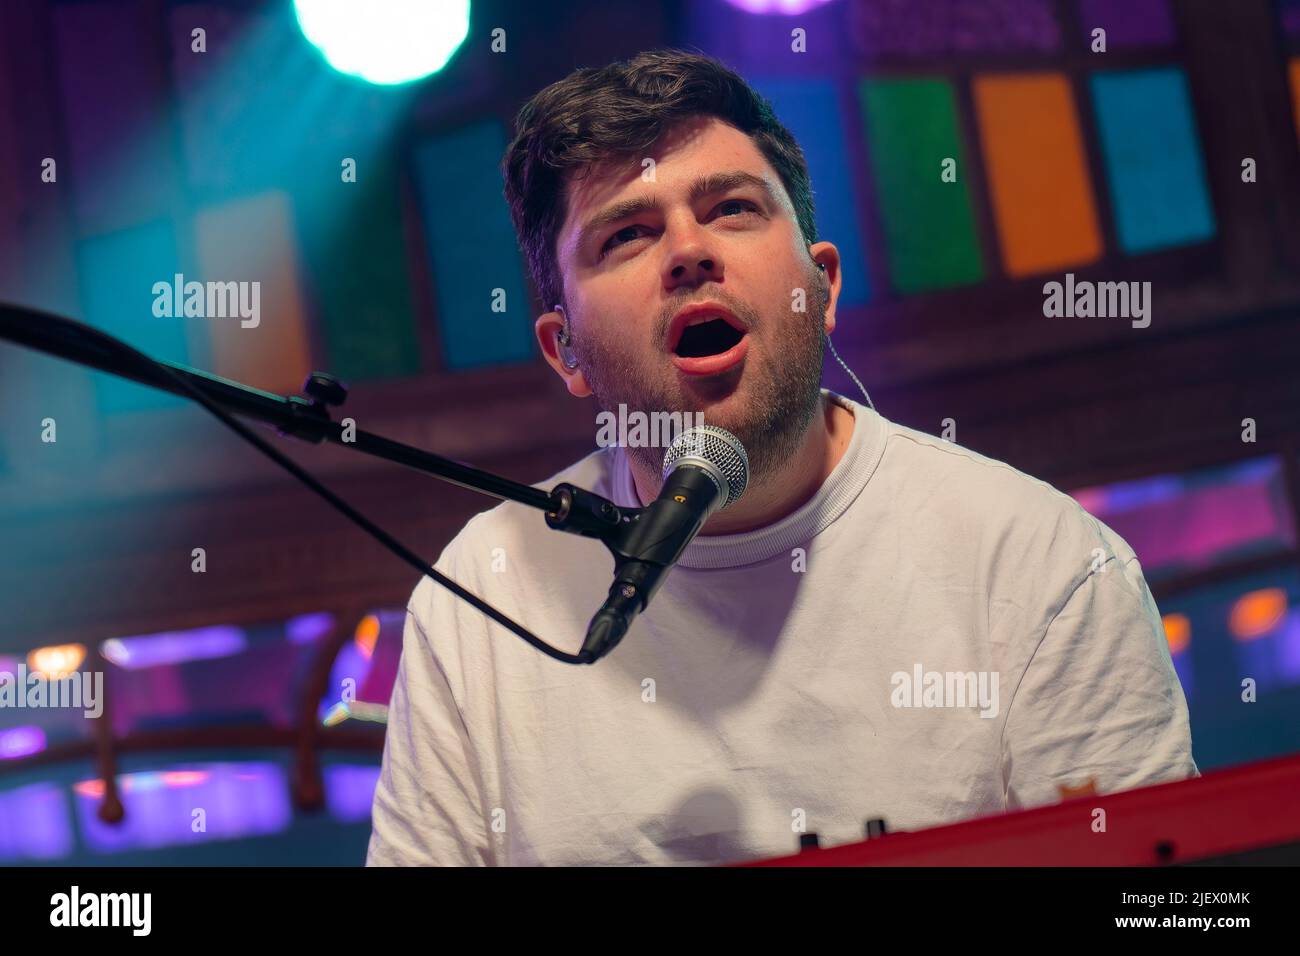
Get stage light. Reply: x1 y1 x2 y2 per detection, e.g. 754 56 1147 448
286 612 334 645
1230 588 1287 641
100 626 246 669
1161 612 1190 655
354 613 381 659
0 727 46 760
27 643 86 677
161 771 210 788
293 0 470 86
73 779 105 799
723 0 836 14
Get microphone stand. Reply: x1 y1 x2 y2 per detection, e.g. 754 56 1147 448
0 302 641 662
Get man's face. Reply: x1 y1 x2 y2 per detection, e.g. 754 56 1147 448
540 115 841 486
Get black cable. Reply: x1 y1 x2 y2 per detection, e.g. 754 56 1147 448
5 313 594 665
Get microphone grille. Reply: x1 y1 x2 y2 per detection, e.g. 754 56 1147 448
662 424 749 509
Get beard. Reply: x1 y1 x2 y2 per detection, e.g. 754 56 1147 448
572 261 827 491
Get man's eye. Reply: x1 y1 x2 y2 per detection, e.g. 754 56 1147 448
716 199 758 217
601 225 648 257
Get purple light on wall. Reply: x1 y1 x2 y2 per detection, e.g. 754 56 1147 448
688 0 854 74
76 762 290 853
1280 611 1300 683
376 608 406 629
325 765 381 822
1071 474 1182 514
1077 0 1175 48
100 625 247 669
1070 458 1295 579
723 0 836 13
0 784 74 861
286 611 335 644
1238 607 1300 689
0 726 47 759
51 0 178 233
1283 0 1300 36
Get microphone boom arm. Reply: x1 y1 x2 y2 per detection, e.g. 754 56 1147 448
0 301 635 664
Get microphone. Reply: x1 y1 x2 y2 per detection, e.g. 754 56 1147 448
580 423 749 662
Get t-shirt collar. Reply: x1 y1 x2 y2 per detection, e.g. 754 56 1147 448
610 388 885 570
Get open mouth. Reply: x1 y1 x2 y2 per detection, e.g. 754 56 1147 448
673 318 746 358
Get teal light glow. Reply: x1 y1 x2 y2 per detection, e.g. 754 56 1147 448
293 0 469 86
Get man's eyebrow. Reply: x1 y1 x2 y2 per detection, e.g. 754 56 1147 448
577 170 780 250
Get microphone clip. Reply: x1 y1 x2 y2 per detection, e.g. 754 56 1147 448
544 482 637 541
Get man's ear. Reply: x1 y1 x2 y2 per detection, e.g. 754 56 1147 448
535 309 592 397
808 241 842 337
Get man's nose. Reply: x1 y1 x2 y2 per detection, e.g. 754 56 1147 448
662 222 723 291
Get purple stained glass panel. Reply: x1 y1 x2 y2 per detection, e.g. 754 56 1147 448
1281 0 1300 37
849 0 1061 57
52 2 177 232
1077 0 1175 48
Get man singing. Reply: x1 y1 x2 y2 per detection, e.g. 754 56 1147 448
366 50 1196 866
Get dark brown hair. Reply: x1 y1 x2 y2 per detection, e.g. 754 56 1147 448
502 49 819 311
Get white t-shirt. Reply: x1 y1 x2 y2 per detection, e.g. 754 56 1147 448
366 389 1197 866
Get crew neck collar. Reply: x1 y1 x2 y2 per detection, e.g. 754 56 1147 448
610 388 886 570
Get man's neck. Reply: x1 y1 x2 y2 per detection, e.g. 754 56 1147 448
627 392 856 536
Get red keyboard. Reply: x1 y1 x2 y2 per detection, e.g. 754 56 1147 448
740 752 1300 866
